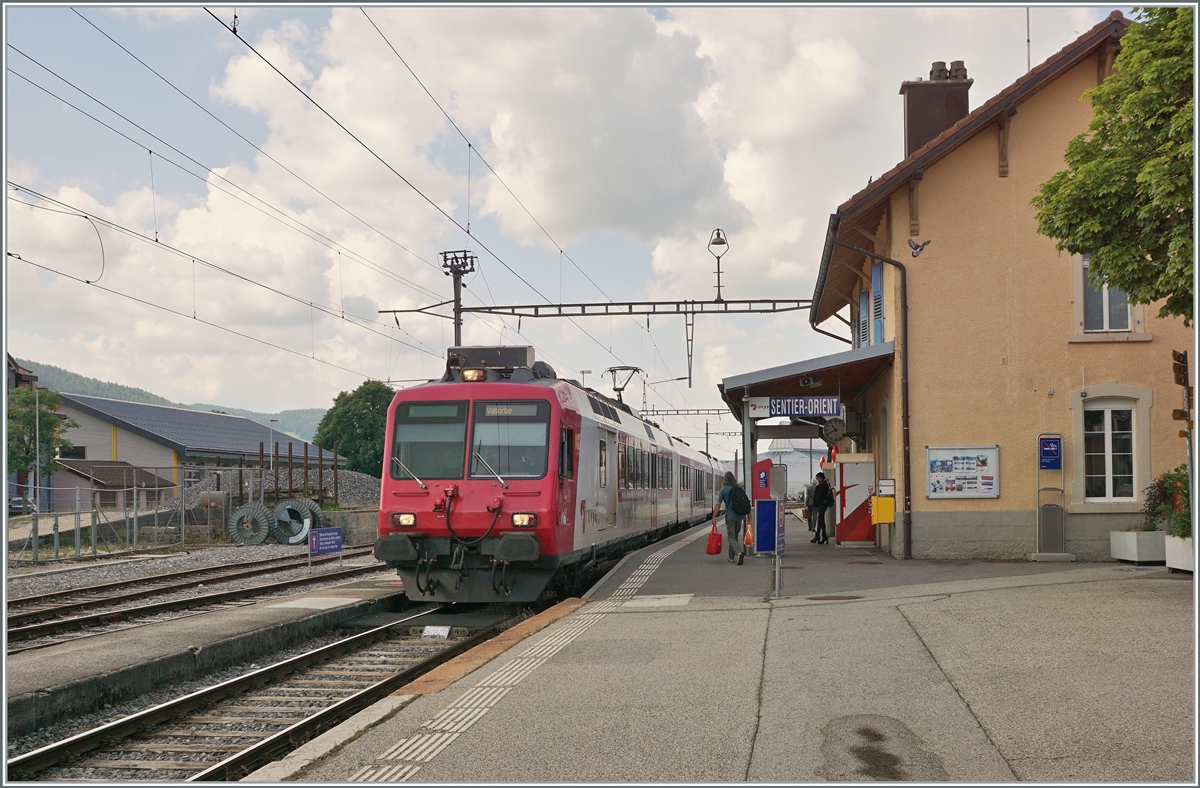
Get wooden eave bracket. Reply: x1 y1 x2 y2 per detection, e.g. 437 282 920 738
997 105 1017 178
908 169 923 236
1098 34 1121 84
849 223 886 250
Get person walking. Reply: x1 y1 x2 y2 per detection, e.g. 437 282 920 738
810 471 832 545
804 478 818 532
713 471 749 565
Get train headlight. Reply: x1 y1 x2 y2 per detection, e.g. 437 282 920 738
461 368 486 382
511 513 538 527
392 512 417 528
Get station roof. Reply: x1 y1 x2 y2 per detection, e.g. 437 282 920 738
59 393 343 464
718 341 894 422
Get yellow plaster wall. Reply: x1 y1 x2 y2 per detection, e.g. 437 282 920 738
875 51 1190 520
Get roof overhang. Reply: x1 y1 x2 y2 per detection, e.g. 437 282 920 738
718 341 895 423
810 11 1130 326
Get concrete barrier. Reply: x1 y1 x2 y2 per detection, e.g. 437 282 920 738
322 509 378 546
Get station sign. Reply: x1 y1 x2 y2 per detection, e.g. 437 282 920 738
1039 438 1062 470
746 396 841 419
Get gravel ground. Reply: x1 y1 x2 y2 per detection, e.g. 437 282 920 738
5 628 352 759
5 543 317 596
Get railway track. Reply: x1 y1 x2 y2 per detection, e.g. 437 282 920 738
8 605 513 782
7 560 388 654
7 548 375 623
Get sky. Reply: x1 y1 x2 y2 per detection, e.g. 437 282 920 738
4 4 1122 460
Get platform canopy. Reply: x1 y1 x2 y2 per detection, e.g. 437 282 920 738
718 341 895 423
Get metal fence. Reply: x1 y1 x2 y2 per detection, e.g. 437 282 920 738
8 462 343 565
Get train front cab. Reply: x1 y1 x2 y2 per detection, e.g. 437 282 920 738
375 388 579 604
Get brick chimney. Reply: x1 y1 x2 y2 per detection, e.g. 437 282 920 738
899 60 973 157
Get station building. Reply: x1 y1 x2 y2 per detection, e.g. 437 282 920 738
722 12 1192 561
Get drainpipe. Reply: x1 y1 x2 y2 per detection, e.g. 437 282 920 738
832 239 913 560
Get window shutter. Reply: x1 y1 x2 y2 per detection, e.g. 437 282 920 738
871 263 884 345
858 291 870 347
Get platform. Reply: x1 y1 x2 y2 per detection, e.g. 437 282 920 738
283 513 1194 783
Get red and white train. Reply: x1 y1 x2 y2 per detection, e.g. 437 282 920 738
374 346 723 603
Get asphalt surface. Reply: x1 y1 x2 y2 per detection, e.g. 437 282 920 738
287 514 1194 783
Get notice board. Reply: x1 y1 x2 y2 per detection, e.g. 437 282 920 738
926 446 999 499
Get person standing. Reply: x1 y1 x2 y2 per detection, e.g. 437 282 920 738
713 471 748 565
804 478 818 532
810 471 832 545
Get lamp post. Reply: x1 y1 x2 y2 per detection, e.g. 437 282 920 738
708 229 729 302
580 369 592 388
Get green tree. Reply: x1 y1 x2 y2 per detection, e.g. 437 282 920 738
313 380 395 475
1032 7 1193 323
6 387 81 483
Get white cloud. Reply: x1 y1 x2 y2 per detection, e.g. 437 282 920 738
6 6 1112 442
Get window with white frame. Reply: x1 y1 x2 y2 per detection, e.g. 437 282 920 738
1082 254 1130 332
1083 402 1134 500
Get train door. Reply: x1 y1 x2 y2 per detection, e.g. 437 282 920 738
600 431 616 531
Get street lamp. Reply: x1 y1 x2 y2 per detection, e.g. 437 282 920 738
580 369 592 388
708 229 729 302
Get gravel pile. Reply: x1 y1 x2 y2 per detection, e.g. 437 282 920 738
176 468 380 509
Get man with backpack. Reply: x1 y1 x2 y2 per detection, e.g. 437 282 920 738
713 471 753 564
810 471 832 545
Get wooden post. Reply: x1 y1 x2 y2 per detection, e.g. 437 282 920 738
303 442 310 497
333 442 339 507
318 445 325 507
274 443 280 507
238 459 244 507
259 443 265 505
288 443 294 498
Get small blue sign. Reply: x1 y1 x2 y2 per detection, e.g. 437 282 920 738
1039 438 1062 470
769 396 841 418
754 499 785 555
309 527 343 556
757 469 769 489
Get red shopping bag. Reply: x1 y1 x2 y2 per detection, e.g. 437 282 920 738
705 520 723 555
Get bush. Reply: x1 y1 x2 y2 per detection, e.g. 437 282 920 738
1156 465 1191 538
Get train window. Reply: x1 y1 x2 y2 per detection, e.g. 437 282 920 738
651 453 658 489
470 400 551 479
558 427 575 480
391 401 468 480
618 443 627 488
627 445 635 488
599 440 607 488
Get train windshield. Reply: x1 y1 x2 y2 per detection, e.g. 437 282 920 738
470 400 551 479
390 401 468 480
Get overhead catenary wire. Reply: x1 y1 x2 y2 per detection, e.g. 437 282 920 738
7 251 372 379
358 7 712 426
69 8 442 277
4 56 445 304
8 185 441 358
204 8 633 372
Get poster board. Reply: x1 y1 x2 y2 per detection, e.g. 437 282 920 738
926 446 999 498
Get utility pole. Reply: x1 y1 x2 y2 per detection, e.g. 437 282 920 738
705 420 709 455
441 250 477 346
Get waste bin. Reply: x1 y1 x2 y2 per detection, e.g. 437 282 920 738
1039 504 1064 553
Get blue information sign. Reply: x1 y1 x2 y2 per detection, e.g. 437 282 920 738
754 499 785 555
1039 438 1062 470
309 527 343 556
769 397 841 418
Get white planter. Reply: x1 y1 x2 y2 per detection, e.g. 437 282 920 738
1110 530 1166 563
1165 535 1194 573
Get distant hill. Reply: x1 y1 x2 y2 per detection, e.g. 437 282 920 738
18 360 176 406
16 359 325 442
